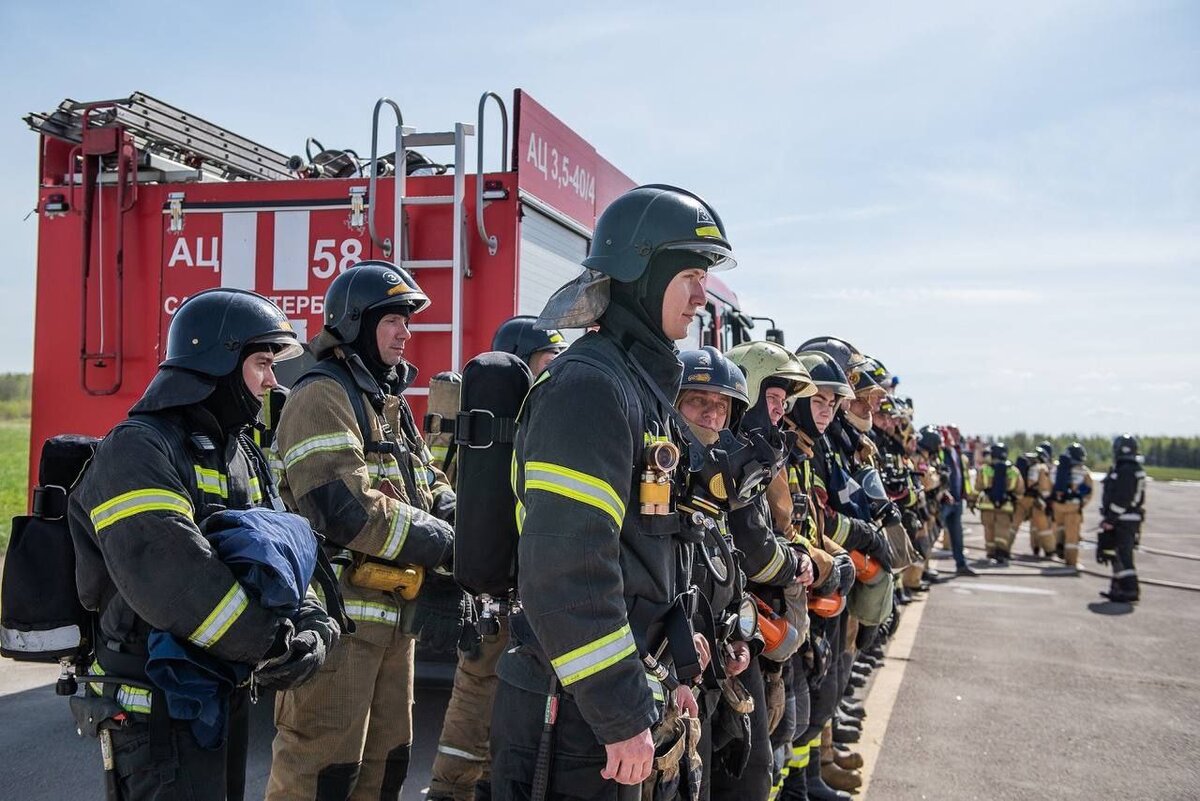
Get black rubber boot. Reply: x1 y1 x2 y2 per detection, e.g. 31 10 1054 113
805 748 851 801
779 764 809 801
832 723 860 744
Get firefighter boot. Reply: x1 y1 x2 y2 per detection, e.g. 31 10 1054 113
834 747 864 771
805 748 852 801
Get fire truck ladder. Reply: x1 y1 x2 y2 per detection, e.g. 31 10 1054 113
367 99 475 376
25 92 293 182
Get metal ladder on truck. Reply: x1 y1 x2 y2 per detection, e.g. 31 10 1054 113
365 93 509 383
26 91 294 183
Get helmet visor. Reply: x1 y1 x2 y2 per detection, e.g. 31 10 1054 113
251 332 304 362
660 240 736 272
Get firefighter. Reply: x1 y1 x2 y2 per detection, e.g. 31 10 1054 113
1098 435 1145 603
778 351 862 801
266 262 460 801
1013 448 1055 558
491 184 735 800
720 341 818 801
1052 442 1094 568
491 314 568 376
67 288 338 801
427 317 567 801
975 443 1024 565
674 346 764 801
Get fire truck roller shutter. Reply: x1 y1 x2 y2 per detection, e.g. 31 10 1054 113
517 204 587 343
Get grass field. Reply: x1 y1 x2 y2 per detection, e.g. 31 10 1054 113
0 420 30 551
1145 465 1200 482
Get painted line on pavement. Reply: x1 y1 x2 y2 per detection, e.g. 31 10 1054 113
858 589 930 800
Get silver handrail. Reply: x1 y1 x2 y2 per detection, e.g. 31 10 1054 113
475 92 509 256
368 98 403 257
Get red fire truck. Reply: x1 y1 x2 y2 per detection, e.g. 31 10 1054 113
23 88 763 487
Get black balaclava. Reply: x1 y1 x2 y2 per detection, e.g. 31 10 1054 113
789 395 821 439
352 304 409 388
605 250 701 348
741 376 792 435
203 344 272 432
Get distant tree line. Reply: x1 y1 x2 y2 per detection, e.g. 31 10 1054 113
990 432 1200 470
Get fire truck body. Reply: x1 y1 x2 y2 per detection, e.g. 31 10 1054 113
25 89 752 489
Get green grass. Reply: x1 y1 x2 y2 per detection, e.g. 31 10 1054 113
0 420 30 552
1145 465 1200 482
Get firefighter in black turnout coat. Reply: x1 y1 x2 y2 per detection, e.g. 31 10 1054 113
492 185 737 800
67 289 338 801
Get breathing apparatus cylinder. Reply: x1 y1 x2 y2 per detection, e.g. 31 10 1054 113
452 352 532 597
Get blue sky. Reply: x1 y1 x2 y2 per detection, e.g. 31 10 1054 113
1 1 1197 434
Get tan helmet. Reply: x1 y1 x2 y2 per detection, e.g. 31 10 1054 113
725 341 817 407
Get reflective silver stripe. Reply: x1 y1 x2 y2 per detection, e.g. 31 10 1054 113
646 672 665 702
1108 503 1127 514
283 432 358 468
344 601 401 626
188 584 250 648
1115 569 1137 578
0 624 81 654
550 624 637 686
1063 543 1080 550
90 489 193 532
749 542 787 583
380 504 412 561
1118 513 1142 521
194 467 228 498
523 462 625 528
437 745 487 761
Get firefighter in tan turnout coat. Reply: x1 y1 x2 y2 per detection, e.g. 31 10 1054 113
266 262 459 801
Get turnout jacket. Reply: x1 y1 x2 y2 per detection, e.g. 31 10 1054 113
274 336 455 643
977 462 1025 512
69 392 290 713
1101 460 1146 526
503 326 688 745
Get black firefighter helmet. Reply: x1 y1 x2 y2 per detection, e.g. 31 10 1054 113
1112 434 1139 461
917 425 944 454
491 316 566 366
678 346 751 429
1067 442 1087 464
989 442 1009 461
1037 440 1054 464
162 288 302 377
323 261 430 344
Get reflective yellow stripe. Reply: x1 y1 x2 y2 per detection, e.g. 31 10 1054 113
430 444 449 464
532 370 552 390
749 541 788 583
789 743 811 768
88 662 152 714
524 461 625 529
194 466 228 498
550 624 637 686
90 489 193 532
646 672 665 702
831 514 850 545
344 600 401 626
380 503 412 561
188 583 249 648
283 431 358 468
515 499 527 534
248 476 263 504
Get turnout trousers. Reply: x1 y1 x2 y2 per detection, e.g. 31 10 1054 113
429 617 509 800
1013 496 1055 555
266 631 416 801
1108 522 1140 601
1053 502 1084 566
490 679 626 801
106 687 250 801
979 509 1014 558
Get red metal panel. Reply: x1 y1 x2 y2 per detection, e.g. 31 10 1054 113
30 164 522 495
513 90 636 232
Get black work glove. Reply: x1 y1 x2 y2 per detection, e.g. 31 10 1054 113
1096 523 1115 565
833 552 856 596
411 572 474 654
431 489 456 525
254 613 340 692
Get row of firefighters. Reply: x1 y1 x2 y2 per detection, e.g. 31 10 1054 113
52 184 1147 801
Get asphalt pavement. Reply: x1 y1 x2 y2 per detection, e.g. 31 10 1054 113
2 478 1198 800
